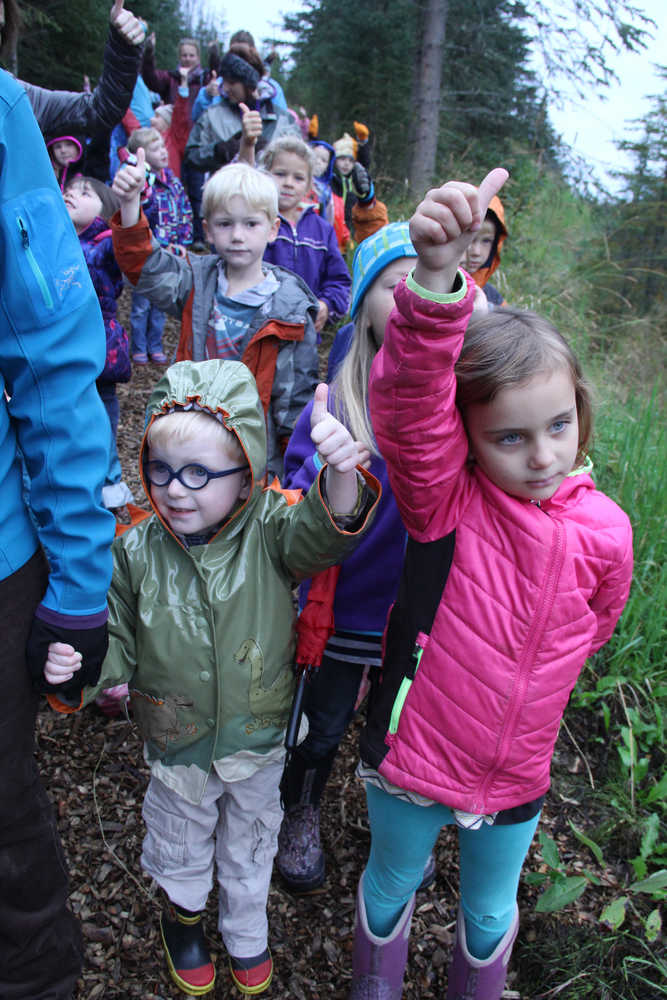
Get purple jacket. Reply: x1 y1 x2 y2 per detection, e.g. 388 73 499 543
78 216 130 384
283 389 406 633
143 167 193 247
263 205 351 320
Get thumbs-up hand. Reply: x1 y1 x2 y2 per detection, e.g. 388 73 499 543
110 0 146 46
112 146 147 226
239 103 263 145
206 70 220 98
310 383 361 517
411 167 509 294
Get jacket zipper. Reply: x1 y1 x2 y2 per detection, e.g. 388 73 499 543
388 631 428 735
474 514 565 812
17 216 53 308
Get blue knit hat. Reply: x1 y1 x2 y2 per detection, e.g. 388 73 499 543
349 222 417 319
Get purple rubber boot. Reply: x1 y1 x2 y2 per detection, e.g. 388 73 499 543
446 904 519 1000
348 874 415 999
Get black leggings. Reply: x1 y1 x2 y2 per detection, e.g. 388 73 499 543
0 550 82 1000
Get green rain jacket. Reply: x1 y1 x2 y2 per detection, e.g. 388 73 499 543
73 360 380 803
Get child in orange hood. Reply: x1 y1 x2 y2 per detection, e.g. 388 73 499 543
461 195 508 308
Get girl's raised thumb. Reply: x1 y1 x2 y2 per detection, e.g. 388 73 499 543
135 146 146 168
310 383 328 427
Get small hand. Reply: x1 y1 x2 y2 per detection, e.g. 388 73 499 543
206 70 219 98
112 146 146 201
310 383 358 474
354 442 372 469
410 168 508 290
239 103 263 145
315 299 329 333
110 0 146 46
179 65 189 84
44 642 82 686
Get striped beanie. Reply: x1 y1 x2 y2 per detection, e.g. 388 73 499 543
349 222 416 319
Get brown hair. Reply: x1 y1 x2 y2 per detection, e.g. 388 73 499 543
455 308 593 461
228 41 264 78
64 175 120 222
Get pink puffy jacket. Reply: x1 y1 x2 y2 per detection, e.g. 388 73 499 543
368 275 633 815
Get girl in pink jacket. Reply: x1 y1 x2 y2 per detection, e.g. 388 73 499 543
348 170 634 1000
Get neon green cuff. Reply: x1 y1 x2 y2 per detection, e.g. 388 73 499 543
406 268 467 303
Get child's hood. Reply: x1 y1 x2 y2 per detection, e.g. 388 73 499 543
140 360 267 516
473 194 508 289
309 139 335 182
46 133 84 162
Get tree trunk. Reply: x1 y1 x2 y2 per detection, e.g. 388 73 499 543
407 0 448 197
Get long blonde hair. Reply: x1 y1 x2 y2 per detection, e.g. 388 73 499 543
330 298 379 455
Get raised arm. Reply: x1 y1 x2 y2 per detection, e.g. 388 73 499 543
23 1 144 135
368 170 508 540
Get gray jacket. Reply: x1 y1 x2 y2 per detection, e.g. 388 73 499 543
21 24 141 135
184 97 297 172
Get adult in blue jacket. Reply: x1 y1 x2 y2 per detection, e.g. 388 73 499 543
0 69 115 999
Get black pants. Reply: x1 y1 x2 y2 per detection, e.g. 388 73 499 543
0 551 82 1000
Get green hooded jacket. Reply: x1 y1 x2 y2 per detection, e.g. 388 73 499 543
81 360 379 803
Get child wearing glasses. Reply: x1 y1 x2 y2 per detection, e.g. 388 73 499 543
43 358 379 998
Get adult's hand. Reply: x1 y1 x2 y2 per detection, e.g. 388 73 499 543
110 0 147 46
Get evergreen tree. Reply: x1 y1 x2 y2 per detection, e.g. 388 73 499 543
606 70 666 314
15 0 222 91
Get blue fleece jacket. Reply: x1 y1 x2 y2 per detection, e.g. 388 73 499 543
0 70 114 619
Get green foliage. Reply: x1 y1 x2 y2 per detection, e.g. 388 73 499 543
16 0 184 90
283 0 418 183
14 0 224 92
282 0 560 191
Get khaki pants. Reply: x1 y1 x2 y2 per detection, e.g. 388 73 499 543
141 762 283 957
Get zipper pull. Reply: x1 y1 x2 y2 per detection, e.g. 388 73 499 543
17 216 29 248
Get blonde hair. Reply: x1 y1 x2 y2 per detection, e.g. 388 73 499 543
260 135 314 186
456 308 593 461
202 162 278 222
147 410 243 461
330 297 379 456
179 37 200 58
128 127 161 153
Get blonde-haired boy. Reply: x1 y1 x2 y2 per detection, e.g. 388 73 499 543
112 159 318 478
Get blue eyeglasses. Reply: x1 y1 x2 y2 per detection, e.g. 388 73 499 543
144 460 248 491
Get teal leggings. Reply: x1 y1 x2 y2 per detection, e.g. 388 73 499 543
364 783 540 960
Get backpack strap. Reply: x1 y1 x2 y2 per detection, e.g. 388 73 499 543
360 531 455 768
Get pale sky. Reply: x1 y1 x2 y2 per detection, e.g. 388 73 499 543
215 0 664 193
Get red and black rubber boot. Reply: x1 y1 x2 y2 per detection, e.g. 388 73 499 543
160 900 216 996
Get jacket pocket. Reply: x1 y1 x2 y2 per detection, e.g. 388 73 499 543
388 630 429 736
1 187 93 331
